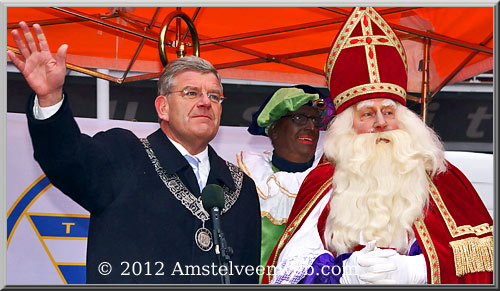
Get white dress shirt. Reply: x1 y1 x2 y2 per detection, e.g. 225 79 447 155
167 137 210 190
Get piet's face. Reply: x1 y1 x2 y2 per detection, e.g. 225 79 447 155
270 105 320 163
352 98 400 135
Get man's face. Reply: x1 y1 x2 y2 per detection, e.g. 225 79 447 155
352 98 399 134
161 70 222 147
271 105 320 163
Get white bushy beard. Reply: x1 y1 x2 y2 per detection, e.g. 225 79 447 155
323 104 447 255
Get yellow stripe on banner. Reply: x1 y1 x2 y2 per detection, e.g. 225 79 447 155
7 175 53 248
43 236 88 241
27 212 90 218
7 174 47 217
26 212 91 240
26 214 68 284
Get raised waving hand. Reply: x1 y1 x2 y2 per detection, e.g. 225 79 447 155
7 21 68 107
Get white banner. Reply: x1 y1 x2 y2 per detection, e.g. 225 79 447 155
6 112 493 284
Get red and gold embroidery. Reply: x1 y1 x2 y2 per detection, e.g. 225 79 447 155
325 8 360 84
414 218 441 284
333 83 406 108
267 178 333 282
325 7 408 90
427 176 493 238
364 7 407 71
361 12 380 84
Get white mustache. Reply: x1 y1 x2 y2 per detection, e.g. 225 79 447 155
369 126 394 133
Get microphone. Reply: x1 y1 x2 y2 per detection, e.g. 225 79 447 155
201 184 232 284
201 184 225 256
201 184 225 213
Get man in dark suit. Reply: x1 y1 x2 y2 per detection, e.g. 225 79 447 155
8 21 260 284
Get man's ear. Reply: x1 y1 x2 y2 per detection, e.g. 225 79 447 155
155 95 169 122
268 122 278 140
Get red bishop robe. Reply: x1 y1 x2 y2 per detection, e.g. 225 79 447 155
262 161 493 284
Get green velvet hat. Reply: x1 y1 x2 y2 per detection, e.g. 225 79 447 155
256 88 319 135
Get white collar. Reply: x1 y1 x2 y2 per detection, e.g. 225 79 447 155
167 137 210 189
167 136 209 163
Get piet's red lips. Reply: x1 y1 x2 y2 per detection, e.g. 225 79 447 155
298 136 314 145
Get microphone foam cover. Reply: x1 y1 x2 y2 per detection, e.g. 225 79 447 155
201 184 225 211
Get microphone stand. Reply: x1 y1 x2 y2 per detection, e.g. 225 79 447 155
210 206 232 284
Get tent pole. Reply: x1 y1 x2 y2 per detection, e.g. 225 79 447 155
421 37 431 123
97 68 110 120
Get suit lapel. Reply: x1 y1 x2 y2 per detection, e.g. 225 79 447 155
146 129 201 195
206 145 236 192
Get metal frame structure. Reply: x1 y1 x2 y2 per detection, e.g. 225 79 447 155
6 7 494 118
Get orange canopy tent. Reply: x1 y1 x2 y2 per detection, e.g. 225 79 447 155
6 6 494 106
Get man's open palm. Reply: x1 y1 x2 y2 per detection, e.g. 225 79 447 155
7 21 67 106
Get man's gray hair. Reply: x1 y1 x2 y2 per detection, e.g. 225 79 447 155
157 56 223 96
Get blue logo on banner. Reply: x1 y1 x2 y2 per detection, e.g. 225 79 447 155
30 215 89 238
